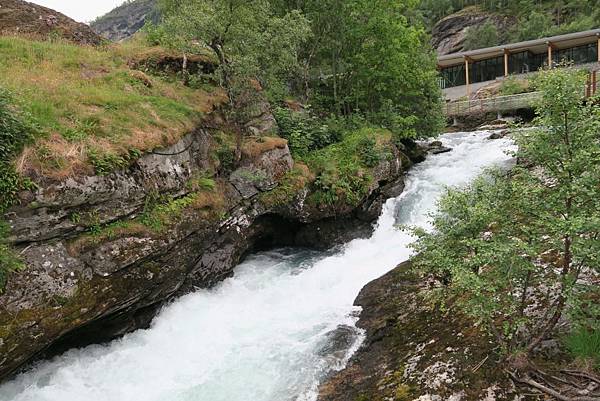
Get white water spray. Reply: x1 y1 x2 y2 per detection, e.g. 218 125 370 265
0 131 515 401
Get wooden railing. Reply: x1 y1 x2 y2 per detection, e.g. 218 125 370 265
444 92 542 117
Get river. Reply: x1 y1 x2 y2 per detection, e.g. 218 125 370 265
0 131 515 401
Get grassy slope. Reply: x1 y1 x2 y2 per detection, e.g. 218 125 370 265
0 36 224 180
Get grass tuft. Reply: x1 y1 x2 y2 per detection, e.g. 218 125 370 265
565 328 600 369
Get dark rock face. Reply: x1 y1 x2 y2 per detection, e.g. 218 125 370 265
90 0 158 42
0 0 102 45
0 125 419 382
431 7 516 55
317 262 516 401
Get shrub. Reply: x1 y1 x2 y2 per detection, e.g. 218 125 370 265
273 107 342 158
0 88 36 211
411 68 600 357
463 21 499 51
357 137 381 168
499 76 529 96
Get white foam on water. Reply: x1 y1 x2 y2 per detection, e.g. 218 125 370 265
0 131 515 401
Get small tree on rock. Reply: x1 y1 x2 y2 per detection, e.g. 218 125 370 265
411 68 600 363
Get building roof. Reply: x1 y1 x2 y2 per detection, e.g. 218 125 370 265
438 28 600 68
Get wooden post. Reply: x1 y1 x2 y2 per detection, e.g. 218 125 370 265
503 49 510 77
547 41 553 69
465 57 471 99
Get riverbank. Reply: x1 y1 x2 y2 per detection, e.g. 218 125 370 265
318 261 513 401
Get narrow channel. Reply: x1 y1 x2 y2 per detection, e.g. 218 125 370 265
0 131 515 401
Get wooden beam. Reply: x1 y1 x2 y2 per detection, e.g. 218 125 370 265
546 41 553 69
465 57 471 99
503 49 510 77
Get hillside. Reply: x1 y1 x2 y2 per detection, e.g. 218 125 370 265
0 0 101 45
423 0 600 54
90 0 158 41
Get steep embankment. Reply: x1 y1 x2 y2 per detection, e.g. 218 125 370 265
0 22 424 383
0 0 101 45
90 0 158 42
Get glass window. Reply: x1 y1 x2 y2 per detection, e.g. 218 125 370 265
440 64 466 88
555 43 598 65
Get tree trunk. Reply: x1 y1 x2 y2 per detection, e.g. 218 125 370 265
182 52 189 86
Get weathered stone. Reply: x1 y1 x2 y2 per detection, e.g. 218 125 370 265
317 262 516 401
0 124 421 383
432 7 516 56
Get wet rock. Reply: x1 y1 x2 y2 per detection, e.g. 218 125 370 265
318 325 360 359
487 129 510 140
317 262 518 401
427 141 453 155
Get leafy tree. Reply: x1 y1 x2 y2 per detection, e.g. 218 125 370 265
411 68 600 359
157 0 310 123
510 11 553 42
463 21 499 50
273 0 444 139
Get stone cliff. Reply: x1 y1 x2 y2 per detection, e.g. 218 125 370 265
432 7 515 55
91 0 158 42
0 109 421 382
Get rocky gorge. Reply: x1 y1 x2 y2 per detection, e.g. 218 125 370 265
0 103 422 382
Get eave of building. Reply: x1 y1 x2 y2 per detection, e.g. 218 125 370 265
438 28 600 68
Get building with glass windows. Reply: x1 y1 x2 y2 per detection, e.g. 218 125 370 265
438 29 600 100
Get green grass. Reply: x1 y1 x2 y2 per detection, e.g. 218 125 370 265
565 328 600 368
0 36 224 179
302 127 393 207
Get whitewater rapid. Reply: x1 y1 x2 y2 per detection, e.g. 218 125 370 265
0 131 515 401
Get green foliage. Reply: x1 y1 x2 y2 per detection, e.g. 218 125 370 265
0 221 24 293
411 68 600 355
565 328 600 368
0 88 36 212
510 11 552 42
305 128 391 206
296 0 443 137
463 21 498 50
159 0 311 106
140 192 197 231
273 107 342 158
259 166 312 208
357 137 381 168
87 148 140 175
216 145 235 173
0 88 36 292
418 0 600 44
499 76 530 96
0 36 212 178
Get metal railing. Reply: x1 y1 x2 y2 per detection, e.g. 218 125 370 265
444 92 542 117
